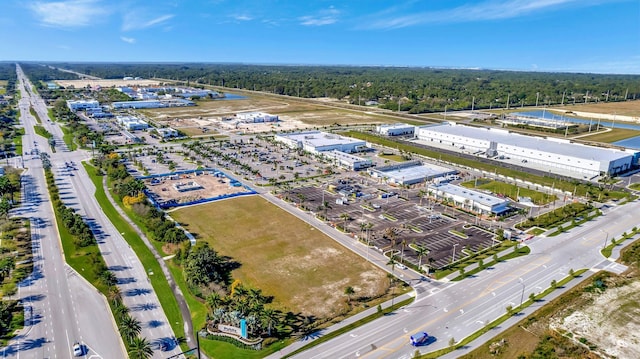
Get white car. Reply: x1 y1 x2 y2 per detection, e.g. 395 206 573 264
73 342 83 356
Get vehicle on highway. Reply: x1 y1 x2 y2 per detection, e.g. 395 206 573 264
410 332 429 346
73 342 83 356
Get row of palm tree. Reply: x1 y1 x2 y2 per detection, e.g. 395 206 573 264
110 286 155 358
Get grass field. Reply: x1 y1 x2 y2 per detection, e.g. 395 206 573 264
378 153 407 162
0 80 6 95
576 128 640 143
460 179 556 205
550 100 640 117
171 196 389 319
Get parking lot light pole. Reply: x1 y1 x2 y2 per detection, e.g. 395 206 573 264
452 243 459 263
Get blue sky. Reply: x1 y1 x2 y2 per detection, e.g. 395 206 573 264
2 0 639 74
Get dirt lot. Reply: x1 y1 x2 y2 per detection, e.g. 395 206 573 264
461 268 640 359
144 171 250 206
55 79 163 88
139 93 398 134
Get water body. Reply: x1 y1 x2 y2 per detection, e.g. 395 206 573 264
513 110 640 131
217 93 246 100
513 110 640 150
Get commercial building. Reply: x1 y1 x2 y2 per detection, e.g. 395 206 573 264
156 127 179 138
427 183 509 215
416 122 638 178
67 100 100 111
112 99 194 109
376 123 415 136
274 131 367 154
368 160 457 185
236 112 279 123
116 116 148 131
323 150 373 170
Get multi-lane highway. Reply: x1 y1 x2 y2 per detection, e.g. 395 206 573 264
2 65 125 358
287 199 635 359
0 66 180 358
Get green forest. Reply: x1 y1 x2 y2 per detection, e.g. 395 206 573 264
5 62 640 114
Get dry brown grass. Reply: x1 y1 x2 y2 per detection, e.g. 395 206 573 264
551 100 640 117
140 93 399 127
171 196 389 319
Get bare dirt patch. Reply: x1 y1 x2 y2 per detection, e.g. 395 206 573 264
139 93 397 134
171 196 389 319
553 280 640 359
143 171 250 206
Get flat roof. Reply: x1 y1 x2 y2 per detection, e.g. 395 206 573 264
430 183 506 207
378 123 415 130
420 122 633 161
327 150 371 163
278 131 365 148
374 162 454 182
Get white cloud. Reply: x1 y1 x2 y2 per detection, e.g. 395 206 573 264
232 14 253 21
29 0 108 28
299 6 340 26
122 13 175 31
120 36 136 44
361 0 611 29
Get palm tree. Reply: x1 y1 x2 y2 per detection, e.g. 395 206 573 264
260 308 279 337
108 286 122 305
127 337 154 359
322 200 331 219
113 300 130 320
365 222 373 246
119 314 142 343
418 189 426 206
399 238 408 263
206 292 222 312
414 245 429 273
344 286 355 304
296 193 306 209
340 213 350 232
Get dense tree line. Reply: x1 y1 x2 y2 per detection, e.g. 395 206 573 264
17 63 78 84
41 62 640 114
46 169 96 247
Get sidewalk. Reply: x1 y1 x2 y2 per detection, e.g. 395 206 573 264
265 292 416 359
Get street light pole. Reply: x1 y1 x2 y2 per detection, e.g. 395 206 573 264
519 278 525 309
603 231 609 250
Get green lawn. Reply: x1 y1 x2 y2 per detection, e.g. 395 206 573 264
33 125 52 139
378 153 407 162
577 128 640 143
60 126 78 150
29 107 42 124
460 179 556 205
82 162 186 341
13 128 24 157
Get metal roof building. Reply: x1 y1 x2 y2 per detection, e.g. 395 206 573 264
416 122 638 178
427 183 509 215
376 123 416 136
368 160 456 185
324 150 373 170
274 131 367 154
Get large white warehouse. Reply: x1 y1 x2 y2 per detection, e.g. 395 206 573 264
416 122 638 178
